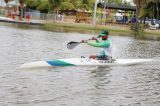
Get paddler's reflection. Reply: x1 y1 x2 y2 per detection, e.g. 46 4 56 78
89 66 112 89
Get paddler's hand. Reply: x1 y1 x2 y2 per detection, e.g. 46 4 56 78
81 40 87 43
91 37 97 40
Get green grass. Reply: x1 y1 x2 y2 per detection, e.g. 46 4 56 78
42 22 160 38
144 30 160 36
43 22 131 35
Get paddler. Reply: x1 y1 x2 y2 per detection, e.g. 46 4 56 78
81 29 113 60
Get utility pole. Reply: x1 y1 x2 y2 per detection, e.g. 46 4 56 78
93 0 98 25
103 0 107 17
104 0 107 10
1 0 2 7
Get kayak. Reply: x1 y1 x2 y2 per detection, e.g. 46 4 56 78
20 57 153 69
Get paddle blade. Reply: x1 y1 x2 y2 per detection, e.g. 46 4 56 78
67 41 80 49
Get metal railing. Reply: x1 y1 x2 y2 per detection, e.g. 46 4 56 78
0 9 138 30
0 9 57 20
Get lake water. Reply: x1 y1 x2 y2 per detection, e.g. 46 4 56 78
0 24 160 106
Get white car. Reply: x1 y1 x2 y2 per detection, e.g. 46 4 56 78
148 20 159 30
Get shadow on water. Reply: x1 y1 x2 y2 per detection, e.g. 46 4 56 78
88 66 112 90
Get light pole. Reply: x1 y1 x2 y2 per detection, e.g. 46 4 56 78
93 0 98 25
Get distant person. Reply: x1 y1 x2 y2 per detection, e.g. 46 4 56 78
6 10 11 18
132 15 136 23
12 10 17 19
25 12 31 21
18 3 26 20
82 30 113 60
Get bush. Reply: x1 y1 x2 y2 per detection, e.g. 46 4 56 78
130 23 145 39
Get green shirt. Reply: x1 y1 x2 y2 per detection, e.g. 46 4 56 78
87 40 110 47
87 39 113 57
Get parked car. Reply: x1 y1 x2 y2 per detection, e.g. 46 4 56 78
148 19 159 30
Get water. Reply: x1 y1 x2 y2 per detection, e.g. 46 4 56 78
0 24 160 106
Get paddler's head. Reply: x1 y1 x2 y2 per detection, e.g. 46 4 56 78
98 30 109 40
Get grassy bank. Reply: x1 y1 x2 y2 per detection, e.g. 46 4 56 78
43 22 131 35
43 21 160 38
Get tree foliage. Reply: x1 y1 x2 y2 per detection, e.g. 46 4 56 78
48 0 62 12
24 0 95 13
61 2 74 10
103 0 123 4
140 0 160 19
132 0 160 38
37 0 49 13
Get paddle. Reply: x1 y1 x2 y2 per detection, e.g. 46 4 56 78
67 37 97 49
67 41 81 49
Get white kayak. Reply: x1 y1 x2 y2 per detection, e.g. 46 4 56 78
20 57 153 69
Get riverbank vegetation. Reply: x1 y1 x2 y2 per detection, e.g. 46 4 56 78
43 22 160 37
132 0 160 38
3 0 160 39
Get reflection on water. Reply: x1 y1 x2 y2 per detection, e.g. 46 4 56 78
90 67 112 89
0 24 160 106
2 22 160 41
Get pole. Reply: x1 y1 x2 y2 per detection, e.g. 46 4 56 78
93 0 98 25
104 0 107 10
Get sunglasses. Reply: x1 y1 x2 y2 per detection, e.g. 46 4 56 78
102 36 108 38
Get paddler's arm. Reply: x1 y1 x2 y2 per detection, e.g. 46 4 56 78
87 40 110 47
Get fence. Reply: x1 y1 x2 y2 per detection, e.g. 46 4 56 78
0 9 134 30
0 9 57 21
0 9 6 16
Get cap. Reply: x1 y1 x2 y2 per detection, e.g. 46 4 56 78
98 30 109 38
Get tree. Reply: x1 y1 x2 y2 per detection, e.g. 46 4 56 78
123 0 131 5
61 2 74 10
108 0 123 4
82 0 94 9
133 0 160 37
25 0 40 10
142 0 160 19
4 0 10 3
37 0 49 13
70 0 82 9
133 0 144 37
48 0 62 13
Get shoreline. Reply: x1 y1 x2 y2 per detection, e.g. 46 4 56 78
43 21 160 38
0 18 159 40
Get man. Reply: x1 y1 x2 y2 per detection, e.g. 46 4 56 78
82 30 112 60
